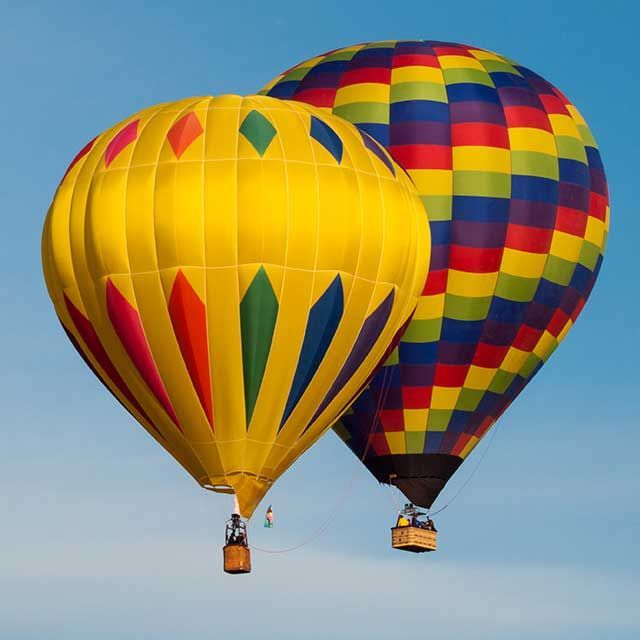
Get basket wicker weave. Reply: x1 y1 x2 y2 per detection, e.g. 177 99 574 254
391 526 437 553
223 544 252 574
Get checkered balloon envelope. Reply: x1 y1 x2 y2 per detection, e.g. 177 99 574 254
261 40 609 507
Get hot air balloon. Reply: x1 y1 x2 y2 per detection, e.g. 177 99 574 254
41 94 430 570
262 41 609 548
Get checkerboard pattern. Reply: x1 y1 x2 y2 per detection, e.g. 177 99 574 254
263 41 609 464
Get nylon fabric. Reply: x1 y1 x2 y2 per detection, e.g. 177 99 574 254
42 94 430 517
261 41 609 504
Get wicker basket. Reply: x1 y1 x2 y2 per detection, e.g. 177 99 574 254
223 544 252 574
391 526 437 553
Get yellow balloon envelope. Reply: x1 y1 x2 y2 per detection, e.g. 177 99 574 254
42 94 430 516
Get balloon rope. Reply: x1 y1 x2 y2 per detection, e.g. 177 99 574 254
251 366 394 555
427 421 501 518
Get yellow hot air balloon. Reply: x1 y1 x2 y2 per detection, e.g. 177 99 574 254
42 95 429 535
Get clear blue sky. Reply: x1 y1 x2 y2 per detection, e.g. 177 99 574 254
1 1 638 638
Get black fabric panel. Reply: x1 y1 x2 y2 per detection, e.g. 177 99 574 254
367 454 463 508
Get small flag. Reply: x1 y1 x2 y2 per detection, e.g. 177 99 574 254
264 505 274 528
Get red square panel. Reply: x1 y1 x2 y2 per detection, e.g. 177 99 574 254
340 67 391 86
473 343 509 368
556 207 587 237
505 224 553 253
589 192 607 221
547 309 569 337
389 144 452 170
513 324 543 351
451 122 509 148
434 364 469 387
392 54 439 68
293 88 338 108
504 106 551 132
379 409 405 431
423 269 448 295
451 433 472 457
371 433 391 456
539 94 569 115
402 386 433 409
449 246 503 272
433 46 473 57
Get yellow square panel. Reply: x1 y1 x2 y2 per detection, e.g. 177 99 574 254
385 432 407 455
501 347 530 373
446 269 498 297
298 55 327 69
464 366 497 389
403 409 429 431
533 330 557 360
410 169 453 195
334 83 390 107
431 386 461 410
391 65 444 85
414 293 445 320
452 146 510 173
508 128 557 156
585 216 605 249
501 248 547 278
438 55 485 71
566 104 587 125
548 114 581 139
460 435 480 458
468 49 503 61
550 231 583 261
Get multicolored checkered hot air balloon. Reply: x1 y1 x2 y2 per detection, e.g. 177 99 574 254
262 41 609 508
41 94 430 519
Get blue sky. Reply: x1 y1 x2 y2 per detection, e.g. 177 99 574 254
1 1 638 638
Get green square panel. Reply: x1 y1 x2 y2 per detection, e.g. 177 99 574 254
420 195 452 221
510 151 559 180
364 41 395 49
444 294 492 321
390 82 447 103
495 272 539 302
323 50 362 62
443 68 494 87
402 318 442 343
427 409 453 431
284 66 313 81
555 136 588 163
488 369 516 394
333 102 389 125
577 124 597 147
456 389 484 412
453 171 511 198
543 255 575 286
579 240 600 271
479 59 522 75
405 431 426 454
520 353 542 378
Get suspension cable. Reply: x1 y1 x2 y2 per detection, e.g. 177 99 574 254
250 366 395 554
427 421 501 518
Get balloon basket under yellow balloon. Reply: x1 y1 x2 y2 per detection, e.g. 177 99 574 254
223 543 252 574
391 526 437 553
